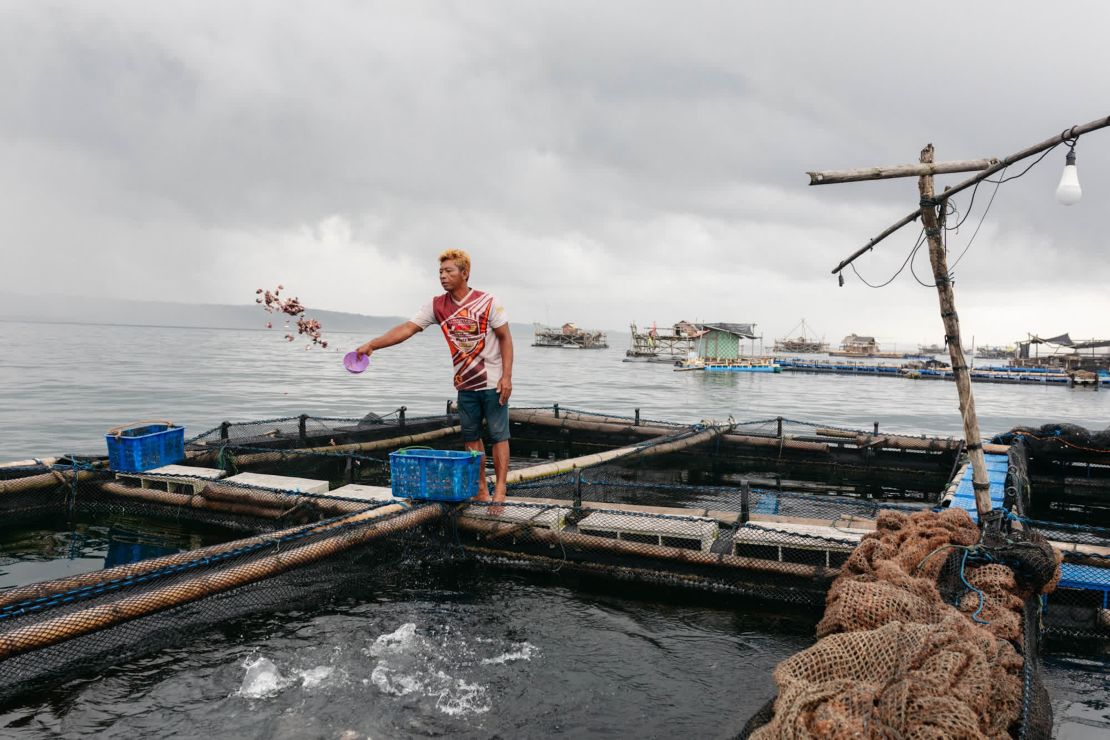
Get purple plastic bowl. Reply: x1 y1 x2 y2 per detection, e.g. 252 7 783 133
343 351 370 374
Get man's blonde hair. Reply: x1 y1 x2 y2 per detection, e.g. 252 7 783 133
438 249 471 275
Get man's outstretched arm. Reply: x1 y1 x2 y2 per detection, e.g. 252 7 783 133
493 324 513 405
357 321 423 358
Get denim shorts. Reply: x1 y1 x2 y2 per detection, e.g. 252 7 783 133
457 389 510 443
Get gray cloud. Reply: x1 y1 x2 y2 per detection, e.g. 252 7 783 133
1 0 1108 345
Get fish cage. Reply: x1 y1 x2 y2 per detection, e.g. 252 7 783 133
990 425 1110 642
0 406 1100 736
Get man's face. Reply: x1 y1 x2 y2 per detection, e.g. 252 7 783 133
439 260 468 292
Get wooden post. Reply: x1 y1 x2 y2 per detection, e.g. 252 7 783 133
918 144 992 520
740 480 751 523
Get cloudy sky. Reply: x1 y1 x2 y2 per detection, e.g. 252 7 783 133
2 1 1108 346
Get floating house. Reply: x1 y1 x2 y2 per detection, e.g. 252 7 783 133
772 319 828 354
695 323 779 372
829 333 901 359
532 322 609 349
696 323 758 360
1015 332 1110 371
625 320 705 363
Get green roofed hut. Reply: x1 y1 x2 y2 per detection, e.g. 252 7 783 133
697 323 780 373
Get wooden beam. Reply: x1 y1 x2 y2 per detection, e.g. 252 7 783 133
808 159 997 185
918 144 992 519
830 114 1110 274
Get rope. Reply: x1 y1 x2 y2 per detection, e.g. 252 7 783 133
960 548 990 624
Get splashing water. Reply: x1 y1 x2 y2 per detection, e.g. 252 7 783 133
238 656 292 699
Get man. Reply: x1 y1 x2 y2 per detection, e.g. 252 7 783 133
356 249 514 504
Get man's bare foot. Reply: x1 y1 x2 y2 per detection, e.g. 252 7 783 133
472 490 491 505
489 489 506 516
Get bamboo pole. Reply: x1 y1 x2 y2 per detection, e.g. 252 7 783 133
0 510 387 610
96 480 368 518
0 457 58 469
0 469 98 496
813 427 963 452
464 544 832 599
192 481 367 515
510 410 671 437
0 503 441 660
831 114 1110 275
724 434 828 453
187 425 462 466
96 481 307 520
918 144 992 519
808 158 997 185
504 424 732 484
456 517 834 580
512 411 832 454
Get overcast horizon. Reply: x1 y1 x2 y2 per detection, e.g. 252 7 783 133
2 1 1108 347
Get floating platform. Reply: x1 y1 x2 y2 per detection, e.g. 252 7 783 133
116 464 226 494
779 358 1110 387
577 511 719 552
778 359 901 376
3 403 1109 727
703 359 781 373
328 483 396 502
223 472 330 494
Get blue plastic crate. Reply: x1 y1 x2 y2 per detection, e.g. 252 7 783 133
105 422 185 473
389 449 482 501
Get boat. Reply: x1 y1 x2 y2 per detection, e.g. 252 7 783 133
672 354 705 372
624 321 705 363
917 343 946 355
828 333 902 359
772 319 829 354
532 322 609 349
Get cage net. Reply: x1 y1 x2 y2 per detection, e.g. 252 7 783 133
0 409 1102 736
0 470 446 705
458 423 945 608
998 433 1110 642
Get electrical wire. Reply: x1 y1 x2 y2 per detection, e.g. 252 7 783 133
849 228 926 288
988 142 1061 184
909 235 935 287
850 136 1070 286
949 165 1006 269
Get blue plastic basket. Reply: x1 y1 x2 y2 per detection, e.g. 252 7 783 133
105 421 185 473
389 448 482 501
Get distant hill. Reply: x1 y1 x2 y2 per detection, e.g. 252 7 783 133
0 293 537 336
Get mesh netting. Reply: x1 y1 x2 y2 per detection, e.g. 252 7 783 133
0 492 442 704
741 508 1060 738
186 409 457 450
992 422 1110 457
996 433 1110 642
0 408 1104 733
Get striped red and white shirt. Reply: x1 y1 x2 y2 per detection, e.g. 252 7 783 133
412 289 508 391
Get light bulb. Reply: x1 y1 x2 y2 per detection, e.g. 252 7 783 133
1055 148 1082 205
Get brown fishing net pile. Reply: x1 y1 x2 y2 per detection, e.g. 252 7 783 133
751 508 1061 739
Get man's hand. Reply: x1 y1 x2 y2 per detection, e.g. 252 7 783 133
356 341 375 359
496 375 512 406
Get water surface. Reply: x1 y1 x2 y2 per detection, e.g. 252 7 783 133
0 319 1107 736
